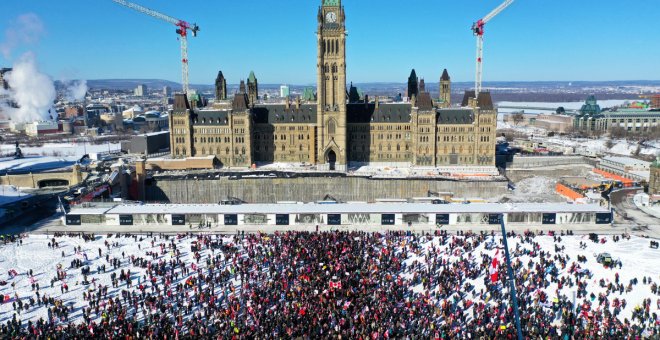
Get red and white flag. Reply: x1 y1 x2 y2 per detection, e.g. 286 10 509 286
489 250 500 283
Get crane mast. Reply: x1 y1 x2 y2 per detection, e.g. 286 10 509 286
111 0 199 94
471 0 514 99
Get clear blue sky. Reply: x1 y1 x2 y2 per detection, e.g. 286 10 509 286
1 0 658 85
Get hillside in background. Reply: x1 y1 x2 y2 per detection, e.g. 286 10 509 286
70 79 659 102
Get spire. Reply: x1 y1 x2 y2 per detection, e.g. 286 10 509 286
441 68 450 81
409 69 417 80
215 70 227 100
239 80 246 93
407 68 419 100
248 71 257 83
419 78 426 92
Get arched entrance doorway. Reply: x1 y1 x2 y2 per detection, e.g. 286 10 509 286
326 150 337 171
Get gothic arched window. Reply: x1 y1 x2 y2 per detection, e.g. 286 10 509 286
327 119 336 135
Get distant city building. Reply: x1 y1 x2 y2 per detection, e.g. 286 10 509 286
120 131 170 156
168 0 496 170
599 156 651 182
122 105 143 119
280 85 290 98
163 86 172 97
651 94 660 109
25 121 59 137
574 96 660 133
133 111 168 132
215 71 227 100
579 95 601 115
64 105 84 118
134 84 147 97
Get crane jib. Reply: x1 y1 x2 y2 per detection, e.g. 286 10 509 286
111 0 198 94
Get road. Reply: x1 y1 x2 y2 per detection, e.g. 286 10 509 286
611 187 660 238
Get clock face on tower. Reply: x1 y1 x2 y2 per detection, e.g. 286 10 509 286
325 11 337 23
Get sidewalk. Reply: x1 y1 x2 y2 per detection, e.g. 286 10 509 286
26 215 647 238
633 193 660 219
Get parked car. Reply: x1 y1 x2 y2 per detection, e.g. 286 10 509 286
596 253 612 266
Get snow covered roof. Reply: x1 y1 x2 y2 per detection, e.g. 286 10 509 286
602 156 650 167
101 202 610 216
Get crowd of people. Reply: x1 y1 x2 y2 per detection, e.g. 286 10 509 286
0 229 658 338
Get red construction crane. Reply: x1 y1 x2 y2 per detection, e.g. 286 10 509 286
112 0 199 94
472 0 514 100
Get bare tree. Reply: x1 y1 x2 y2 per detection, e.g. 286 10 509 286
605 139 614 149
512 112 525 126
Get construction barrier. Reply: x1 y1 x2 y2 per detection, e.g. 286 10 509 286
592 168 634 187
555 182 585 201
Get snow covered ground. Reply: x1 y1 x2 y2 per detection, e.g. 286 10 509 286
0 232 657 333
0 185 31 205
0 156 79 173
495 176 565 203
543 137 659 157
0 141 120 172
0 142 120 158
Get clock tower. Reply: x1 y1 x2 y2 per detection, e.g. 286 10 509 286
317 0 347 170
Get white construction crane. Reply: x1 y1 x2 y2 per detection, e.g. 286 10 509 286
472 0 514 99
112 0 199 94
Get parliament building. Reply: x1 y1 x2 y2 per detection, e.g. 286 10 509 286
169 0 497 171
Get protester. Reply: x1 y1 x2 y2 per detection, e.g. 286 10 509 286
0 230 657 338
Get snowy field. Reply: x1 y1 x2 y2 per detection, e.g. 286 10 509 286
544 137 660 157
0 232 658 336
497 120 660 157
0 142 120 158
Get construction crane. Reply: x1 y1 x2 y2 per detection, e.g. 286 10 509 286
112 0 199 94
471 0 514 99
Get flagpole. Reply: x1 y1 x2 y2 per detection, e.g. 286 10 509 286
500 214 523 340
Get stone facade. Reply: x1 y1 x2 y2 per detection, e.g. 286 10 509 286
169 0 496 169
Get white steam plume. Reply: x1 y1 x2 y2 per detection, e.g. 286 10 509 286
0 13 45 59
65 79 88 102
2 52 56 122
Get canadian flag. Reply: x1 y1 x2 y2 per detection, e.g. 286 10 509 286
329 276 342 290
489 250 500 283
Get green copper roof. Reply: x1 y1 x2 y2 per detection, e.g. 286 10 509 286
323 0 339 6
653 156 660 168
302 87 316 101
579 95 601 115
248 71 256 83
